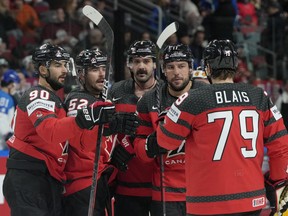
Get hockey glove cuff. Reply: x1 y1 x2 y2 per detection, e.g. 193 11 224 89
145 131 168 158
75 101 115 130
265 172 288 216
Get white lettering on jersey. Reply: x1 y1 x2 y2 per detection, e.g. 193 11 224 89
215 90 250 104
167 104 181 123
165 159 185 165
271 105 282 120
27 99 55 116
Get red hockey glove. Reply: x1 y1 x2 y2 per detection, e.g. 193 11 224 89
145 131 168 158
264 172 288 216
75 101 115 129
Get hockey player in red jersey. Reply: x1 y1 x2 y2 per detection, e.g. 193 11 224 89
134 44 206 216
108 40 160 216
3 43 116 216
63 49 138 216
155 39 288 215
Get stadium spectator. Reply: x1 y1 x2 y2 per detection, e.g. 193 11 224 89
12 0 41 36
237 0 258 26
41 8 81 52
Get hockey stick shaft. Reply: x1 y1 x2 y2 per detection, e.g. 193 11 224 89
82 5 114 216
155 22 178 216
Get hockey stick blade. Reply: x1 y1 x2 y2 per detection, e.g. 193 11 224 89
156 22 179 49
82 5 114 100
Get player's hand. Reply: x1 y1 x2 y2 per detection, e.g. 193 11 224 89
264 172 288 216
75 101 115 129
145 131 168 158
110 144 135 172
107 112 139 135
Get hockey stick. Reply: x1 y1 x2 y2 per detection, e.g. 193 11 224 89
82 5 114 216
155 22 179 216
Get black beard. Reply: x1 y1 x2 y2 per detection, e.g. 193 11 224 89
46 76 64 91
169 77 191 92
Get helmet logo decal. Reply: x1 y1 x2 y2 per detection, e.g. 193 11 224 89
224 50 232 57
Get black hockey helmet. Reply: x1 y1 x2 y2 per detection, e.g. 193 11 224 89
163 44 193 67
32 43 70 69
203 39 238 71
75 49 107 72
127 40 156 63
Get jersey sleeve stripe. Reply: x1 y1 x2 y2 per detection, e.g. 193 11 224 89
160 124 186 141
34 114 57 127
264 117 275 127
265 129 288 144
177 119 191 130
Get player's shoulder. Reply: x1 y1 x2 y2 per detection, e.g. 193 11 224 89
110 79 133 95
191 80 208 89
18 85 62 112
65 89 94 103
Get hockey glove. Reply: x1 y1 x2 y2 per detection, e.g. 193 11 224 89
110 144 135 172
265 172 288 216
105 112 139 136
75 101 115 130
145 131 168 158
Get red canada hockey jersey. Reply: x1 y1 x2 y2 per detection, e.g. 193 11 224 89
63 89 116 196
157 83 288 215
108 79 154 197
135 81 205 201
7 85 82 182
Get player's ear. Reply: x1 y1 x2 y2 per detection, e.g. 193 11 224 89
39 65 48 78
153 62 156 70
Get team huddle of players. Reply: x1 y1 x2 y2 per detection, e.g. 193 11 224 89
2 38 288 216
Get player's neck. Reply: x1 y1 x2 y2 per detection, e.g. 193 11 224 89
39 78 55 92
168 80 192 97
134 77 156 97
212 78 234 84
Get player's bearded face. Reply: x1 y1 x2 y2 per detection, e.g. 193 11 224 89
85 66 106 94
165 61 191 92
46 60 68 91
132 57 154 83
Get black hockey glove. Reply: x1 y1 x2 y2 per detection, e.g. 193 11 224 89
75 101 115 130
105 112 139 136
264 172 288 216
145 131 168 158
110 144 135 172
